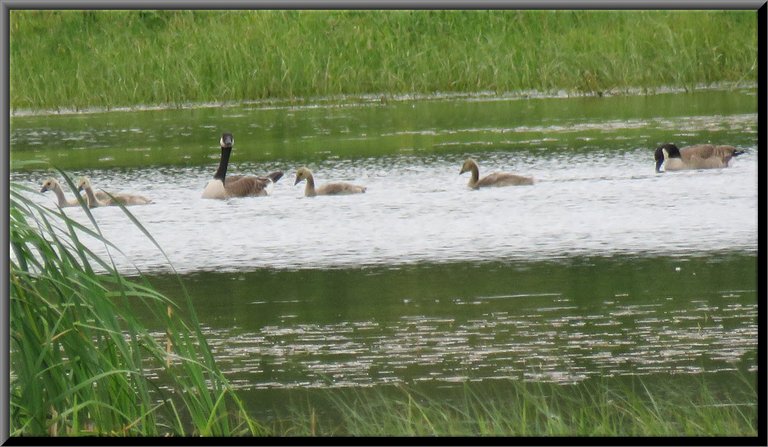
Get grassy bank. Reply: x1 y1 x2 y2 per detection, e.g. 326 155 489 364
10 10 757 111
270 375 758 436
9 176 261 436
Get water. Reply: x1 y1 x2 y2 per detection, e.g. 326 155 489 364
147 256 757 391
11 91 758 273
10 88 759 416
14 149 758 273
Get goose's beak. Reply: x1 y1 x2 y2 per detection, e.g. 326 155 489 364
294 176 301 186
40 186 47 193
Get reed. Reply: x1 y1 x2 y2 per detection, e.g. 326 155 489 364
10 10 757 111
9 172 262 436
271 374 757 436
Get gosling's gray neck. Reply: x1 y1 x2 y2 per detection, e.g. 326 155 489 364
52 184 68 207
304 175 317 197
83 185 101 207
468 164 480 187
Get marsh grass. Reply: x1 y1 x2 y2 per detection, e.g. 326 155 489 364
270 374 757 436
10 10 757 111
9 172 262 436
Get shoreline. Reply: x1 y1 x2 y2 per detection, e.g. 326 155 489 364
10 81 758 118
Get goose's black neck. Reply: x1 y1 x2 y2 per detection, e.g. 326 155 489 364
213 146 232 182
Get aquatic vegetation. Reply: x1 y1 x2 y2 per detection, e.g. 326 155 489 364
271 375 758 436
8 173 261 436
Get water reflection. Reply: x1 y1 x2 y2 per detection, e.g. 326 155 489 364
145 256 756 390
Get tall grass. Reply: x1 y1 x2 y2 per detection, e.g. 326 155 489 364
272 375 758 436
9 173 262 436
9 10 757 111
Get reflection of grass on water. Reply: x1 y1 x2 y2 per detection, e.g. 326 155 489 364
9 174 261 436
273 374 757 436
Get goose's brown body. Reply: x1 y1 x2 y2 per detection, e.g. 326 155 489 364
459 159 534 189
77 177 153 208
201 133 283 199
294 167 366 197
654 143 743 173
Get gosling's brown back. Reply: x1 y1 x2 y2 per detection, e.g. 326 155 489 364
476 172 535 187
316 182 367 195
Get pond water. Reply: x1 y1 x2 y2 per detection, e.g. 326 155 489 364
10 88 759 418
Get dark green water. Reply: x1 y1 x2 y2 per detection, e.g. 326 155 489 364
145 253 757 419
10 88 757 170
10 89 759 428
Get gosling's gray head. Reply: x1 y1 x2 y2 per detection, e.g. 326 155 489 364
40 177 58 193
459 158 477 175
294 167 312 185
76 176 92 192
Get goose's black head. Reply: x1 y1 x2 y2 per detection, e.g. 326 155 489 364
654 143 680 173
268 171 284 183
220 132 234 149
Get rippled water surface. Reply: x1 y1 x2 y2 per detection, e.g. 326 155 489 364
11 92 759 273
10 89 759 412
145 256 756 391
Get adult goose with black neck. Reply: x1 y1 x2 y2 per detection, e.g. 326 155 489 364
201 132 283 199
654 143 744 173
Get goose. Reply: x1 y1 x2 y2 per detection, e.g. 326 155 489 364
201 132 283 199
459 158 534 189
76 177 107 208
77 177 153 208
654 143 744 173
294 167 367 197
40 178 83 208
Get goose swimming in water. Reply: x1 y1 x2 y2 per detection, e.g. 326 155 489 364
459 158 534 189
40 178 83 208
201 132 283 199
77 177 153 208
654 143 744 173
294 167 367 197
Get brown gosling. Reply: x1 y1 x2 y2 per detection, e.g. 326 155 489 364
77 177 152 208
294 167 367 197
40 178 82 207
459 158 534 189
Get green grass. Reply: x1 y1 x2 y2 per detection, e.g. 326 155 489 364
10 10 757 111
269 374 758 436
9 172 262 436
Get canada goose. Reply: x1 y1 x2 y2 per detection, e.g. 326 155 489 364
654 143 744 173
201 132 284 199
294 167 367 197
459 158 534 189
76 177 152 208
40 178 82 208
76 177 106 208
